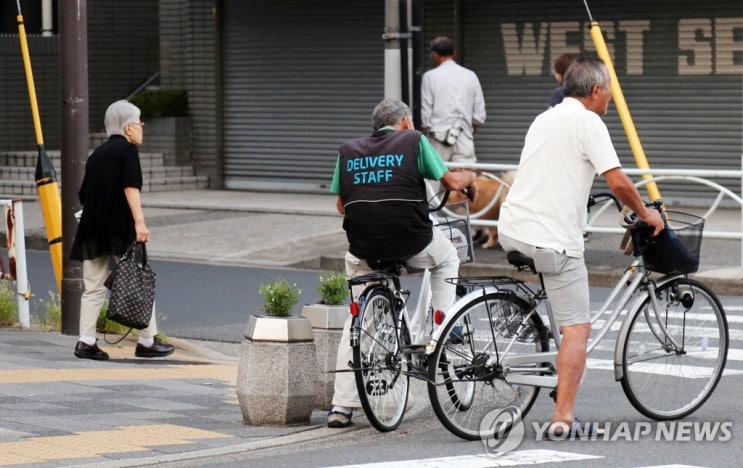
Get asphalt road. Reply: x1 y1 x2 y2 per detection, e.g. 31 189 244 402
9 249 743 467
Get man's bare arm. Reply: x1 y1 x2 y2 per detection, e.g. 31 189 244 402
602 168 664 235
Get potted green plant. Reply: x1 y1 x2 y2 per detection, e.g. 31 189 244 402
301 271 348 327
259 278 301 317
300 271 350 409
236 278 317 425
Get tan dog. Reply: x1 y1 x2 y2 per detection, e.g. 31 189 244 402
449 171 515 249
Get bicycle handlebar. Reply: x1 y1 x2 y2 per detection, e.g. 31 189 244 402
429 191 451 212
587 192 622 211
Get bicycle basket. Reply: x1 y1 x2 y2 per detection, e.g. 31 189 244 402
631 211 704 275
433 201 474 264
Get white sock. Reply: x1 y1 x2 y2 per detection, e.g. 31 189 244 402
138 337 154 348
79 335 97 346
332 406 353 415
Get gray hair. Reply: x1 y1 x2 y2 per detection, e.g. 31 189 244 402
371 99 412 131
104 100 141 137
563 57 609 98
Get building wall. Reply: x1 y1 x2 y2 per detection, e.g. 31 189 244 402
0 0 159 152
159 0 222 187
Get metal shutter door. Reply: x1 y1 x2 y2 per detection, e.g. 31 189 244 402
221 0 385 191
427 0 742 204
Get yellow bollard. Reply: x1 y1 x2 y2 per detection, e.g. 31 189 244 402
36 174 63 293
589 21 662 204
17 12 63 293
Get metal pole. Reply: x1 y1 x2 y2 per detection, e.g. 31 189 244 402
411 0 423 128
384 0 402 99
59 0 88 335
11 201 30 328
398 0 410 105
41 0 53 36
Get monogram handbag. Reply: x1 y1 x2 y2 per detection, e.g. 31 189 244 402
104 242 156 330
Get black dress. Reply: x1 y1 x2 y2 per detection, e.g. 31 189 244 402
70 135 143 261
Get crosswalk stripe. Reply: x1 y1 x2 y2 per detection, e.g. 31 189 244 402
332 449 602 467
586 358 743 376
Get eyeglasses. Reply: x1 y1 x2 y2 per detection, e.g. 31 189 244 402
127 122 145 128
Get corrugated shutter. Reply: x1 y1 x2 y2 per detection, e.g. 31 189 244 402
221 0 385 191
425 0 742 204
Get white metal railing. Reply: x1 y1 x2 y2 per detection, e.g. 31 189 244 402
1 200 30 328
436 156 743 268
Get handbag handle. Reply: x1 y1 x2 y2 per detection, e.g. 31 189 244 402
124 241 149 266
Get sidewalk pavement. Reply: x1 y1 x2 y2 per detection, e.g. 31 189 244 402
0 189 741 466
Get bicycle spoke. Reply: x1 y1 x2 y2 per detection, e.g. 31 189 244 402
428 290 548 441
621 279 728 420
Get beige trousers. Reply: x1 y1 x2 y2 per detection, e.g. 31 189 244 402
79 255 158 338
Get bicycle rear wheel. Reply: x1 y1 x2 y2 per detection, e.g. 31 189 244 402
427 290 549 441
621 278 728 420
352 287 409 432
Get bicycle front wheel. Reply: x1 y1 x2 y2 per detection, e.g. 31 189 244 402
621 278 728 420
427 290 549 441
352 287 409 432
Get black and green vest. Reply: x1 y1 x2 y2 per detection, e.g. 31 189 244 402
338 128 432 262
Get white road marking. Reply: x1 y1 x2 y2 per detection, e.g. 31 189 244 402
331 449 602 467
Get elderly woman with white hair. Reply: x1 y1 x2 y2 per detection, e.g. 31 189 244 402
70 100 173 360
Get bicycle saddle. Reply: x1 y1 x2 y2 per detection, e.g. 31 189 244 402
506 251 537 273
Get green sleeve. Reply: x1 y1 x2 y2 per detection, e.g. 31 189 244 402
418 135 448 181
330 155 341 194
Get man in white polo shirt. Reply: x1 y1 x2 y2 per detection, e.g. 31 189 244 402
498 56 664 438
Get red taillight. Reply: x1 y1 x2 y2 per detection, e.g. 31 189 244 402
350 302 359 316
434 309 444 325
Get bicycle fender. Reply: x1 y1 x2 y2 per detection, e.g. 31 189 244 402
612 273 686 381
425 286 500 355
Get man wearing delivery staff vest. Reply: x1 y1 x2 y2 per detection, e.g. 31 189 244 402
326 98 477 428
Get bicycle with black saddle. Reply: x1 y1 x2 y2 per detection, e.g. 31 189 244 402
347 192 474 432
425 193 729 441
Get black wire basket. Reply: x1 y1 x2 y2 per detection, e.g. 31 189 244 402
632 211 704 275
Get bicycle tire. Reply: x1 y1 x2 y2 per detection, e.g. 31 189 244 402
620 278 728 420
352 286 409 432
427 290 549 441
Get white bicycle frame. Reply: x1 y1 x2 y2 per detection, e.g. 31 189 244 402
402 268 434 347
425 258 686 388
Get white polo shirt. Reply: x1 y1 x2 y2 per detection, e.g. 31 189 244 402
498 97 621 257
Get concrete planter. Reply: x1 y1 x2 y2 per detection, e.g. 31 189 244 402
236 315 317 425
301 304 348 410
139 116 191 166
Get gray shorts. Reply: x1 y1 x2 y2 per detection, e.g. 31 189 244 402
499 233 590 327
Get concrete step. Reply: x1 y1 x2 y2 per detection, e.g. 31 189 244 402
0 150 166 167
0 165 196 180
143 176 209 192
0 174 208 196
0 149 206 195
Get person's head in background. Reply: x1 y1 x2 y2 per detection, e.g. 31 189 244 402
430 36 455 66
553 53 576 85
